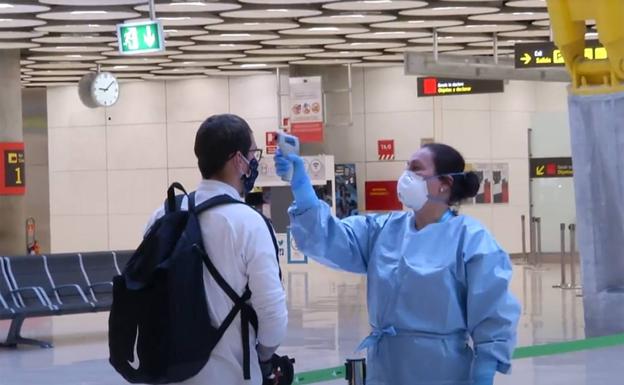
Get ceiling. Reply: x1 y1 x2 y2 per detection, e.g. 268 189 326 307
0 0 580 87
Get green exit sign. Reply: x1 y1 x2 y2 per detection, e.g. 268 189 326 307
116 20 164 55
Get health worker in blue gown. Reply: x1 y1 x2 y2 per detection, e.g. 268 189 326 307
274 143 521 385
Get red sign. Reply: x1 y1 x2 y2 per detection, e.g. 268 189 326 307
265 131 278 155
0 142 26 195
291 122 324 143
378 140 395 161
365 181 402 211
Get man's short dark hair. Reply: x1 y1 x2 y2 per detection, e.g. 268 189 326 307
194 114 252 179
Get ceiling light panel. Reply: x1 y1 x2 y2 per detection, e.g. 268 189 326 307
97 57 172 65
0 18 46 28
28 70 90 76
326 41 406 50
231 56 305 63
506 1 547 7
164 28 207 37
38 7 142 21
323 1 429 11
279 26 369 35
400 5 500 16
306 50 382 58
35 23 117 33
220 8 322 19
409 35 491 44
245 47 324 55
291 59 361 65
0 31 45 39
299 13 397 24
27 62 94 69
347 31 431 39
134 2 241 13
34 35 117 44
101 65 162 72
371 19 464 29
469 11 550 22
39 0 148 5
364 54 404 61
28 76 82 82
446 48 514 56
438 23 527 34
468 39 547 48
28 54 107 61
386 44 464 53
219 63 288 70
262 37 345 46
102 49 182 56
159 61 231 67
152 68 209 75
239 0 337 4
172 53 246 60
207 21 299 32
192 33 279 42
0 2 50 14
30 45 114 53
499 29 551 38
207 70 272 76
180 43 262 51
0 41 39 49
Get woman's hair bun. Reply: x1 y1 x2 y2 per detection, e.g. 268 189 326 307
461 171 481 199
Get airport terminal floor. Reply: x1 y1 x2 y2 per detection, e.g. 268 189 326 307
1 262 623 385
3 1 624 385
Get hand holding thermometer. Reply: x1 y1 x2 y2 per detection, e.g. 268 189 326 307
277 132 300 182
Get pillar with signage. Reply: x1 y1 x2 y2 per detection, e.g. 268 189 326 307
0 50 26 254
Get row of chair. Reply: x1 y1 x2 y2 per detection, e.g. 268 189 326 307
0 250 132 348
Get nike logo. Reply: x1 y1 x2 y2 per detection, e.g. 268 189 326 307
128 326 140 370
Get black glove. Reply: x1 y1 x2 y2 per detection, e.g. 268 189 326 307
261 354 295 385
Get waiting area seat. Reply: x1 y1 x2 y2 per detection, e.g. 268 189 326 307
0 250 133 349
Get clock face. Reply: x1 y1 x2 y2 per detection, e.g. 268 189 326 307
91 72 119 107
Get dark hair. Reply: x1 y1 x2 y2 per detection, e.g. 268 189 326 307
194 114 252 179
423 143 480 205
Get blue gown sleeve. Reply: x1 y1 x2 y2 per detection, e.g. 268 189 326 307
288 200 381 274
465 230 521 374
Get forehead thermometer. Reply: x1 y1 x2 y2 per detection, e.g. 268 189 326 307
277 132 300 182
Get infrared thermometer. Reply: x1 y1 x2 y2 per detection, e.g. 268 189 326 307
277 132 300 182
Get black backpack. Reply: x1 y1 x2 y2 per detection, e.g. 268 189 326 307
109 183 279 384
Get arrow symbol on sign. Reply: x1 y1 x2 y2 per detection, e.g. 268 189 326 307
144 25 156 48
521 53 532 65
536 165 545 176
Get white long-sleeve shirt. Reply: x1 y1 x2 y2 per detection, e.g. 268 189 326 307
145 180 288 385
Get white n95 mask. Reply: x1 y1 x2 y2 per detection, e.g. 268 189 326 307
397 171 429 211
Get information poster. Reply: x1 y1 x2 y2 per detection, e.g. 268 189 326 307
0 142 25 195
492 163 510 204
335 164 358 219
365 181 402 211
289 76 324 143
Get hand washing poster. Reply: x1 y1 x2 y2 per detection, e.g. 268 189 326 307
289 76 323 143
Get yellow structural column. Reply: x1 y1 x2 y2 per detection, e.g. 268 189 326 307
547 0 624 94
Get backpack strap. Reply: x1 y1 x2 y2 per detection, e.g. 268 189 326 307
165 182 188 214
189 194 280 380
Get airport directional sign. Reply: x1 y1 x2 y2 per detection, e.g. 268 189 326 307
515 41 608 69
117 20 165 55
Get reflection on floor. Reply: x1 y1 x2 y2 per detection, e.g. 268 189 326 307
1 262 621 384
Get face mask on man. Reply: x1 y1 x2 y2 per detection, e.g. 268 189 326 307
239 153 259 193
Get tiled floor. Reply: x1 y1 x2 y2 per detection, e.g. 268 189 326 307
1 261 622 385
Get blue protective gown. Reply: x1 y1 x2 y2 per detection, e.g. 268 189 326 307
289 202 521 385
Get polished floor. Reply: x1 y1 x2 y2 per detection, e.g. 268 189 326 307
1 261 622 385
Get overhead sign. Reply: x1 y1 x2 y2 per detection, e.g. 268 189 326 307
378 140 395 161
117 20 165 55
417 77 504 97
0 142 25 195
515 41 608 68
530 157 573 178
289 76 324 143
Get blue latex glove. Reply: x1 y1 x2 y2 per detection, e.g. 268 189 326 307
274 149 317 210
473 356 497 385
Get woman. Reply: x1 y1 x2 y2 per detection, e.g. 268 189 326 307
274 143 520 385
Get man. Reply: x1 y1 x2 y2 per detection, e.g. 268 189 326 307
145 114 288 385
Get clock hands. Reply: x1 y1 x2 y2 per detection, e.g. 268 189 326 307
99 81 116 91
